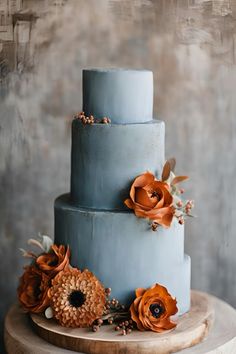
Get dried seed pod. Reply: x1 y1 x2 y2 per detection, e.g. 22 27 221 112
151 222 158 231
105 288 112 295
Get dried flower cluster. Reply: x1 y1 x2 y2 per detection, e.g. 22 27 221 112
18 236 107 329
18 236 179 333
125 158 194 230
18 236 70 314
75 111 111 125
90 283 178 335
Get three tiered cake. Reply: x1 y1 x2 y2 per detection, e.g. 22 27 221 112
54 68 191 315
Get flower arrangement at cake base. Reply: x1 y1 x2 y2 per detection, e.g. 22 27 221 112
18 234 178 335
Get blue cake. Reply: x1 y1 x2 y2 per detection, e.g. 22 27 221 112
54 68 191 315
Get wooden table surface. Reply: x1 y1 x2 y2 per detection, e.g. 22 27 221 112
4 293 236 354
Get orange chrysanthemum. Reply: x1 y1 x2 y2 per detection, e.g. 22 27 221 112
130 283 178 332
18 265 50 313
36 245 70 277
124 172 174 227
48 268 106 328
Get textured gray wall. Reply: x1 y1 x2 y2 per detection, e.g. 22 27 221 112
1 0 236 352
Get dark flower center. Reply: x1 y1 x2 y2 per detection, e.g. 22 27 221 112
149 303 164 318
48 259 58 267
34 286 41 298
151 190 161 200
68 290 86 308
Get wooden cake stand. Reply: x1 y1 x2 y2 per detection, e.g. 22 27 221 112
5 290 236 354
21 291 214 353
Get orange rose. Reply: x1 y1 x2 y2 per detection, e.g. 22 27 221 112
130 284 178 332
36 245 70 277
18 265 50 313
124 172 174 227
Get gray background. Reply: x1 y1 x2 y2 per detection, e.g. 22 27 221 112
1 0 236 352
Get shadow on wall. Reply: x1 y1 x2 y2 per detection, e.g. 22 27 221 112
1 0 236 352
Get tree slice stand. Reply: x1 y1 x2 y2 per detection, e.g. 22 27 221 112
30 291 214 354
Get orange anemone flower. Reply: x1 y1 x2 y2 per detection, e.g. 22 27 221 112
130 283 178 332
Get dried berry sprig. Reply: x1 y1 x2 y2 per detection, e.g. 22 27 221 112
101 117 111 124
151 222 159 231
90 288 131 333
115 318 135 335
75 112 111 125
175 199 195 225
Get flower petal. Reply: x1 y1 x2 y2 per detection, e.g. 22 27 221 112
130 172 155 202
136 288 146 297
124 198 135 210
130 298 145 331
135 188 156 208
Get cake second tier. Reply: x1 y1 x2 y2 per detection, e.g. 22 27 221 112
54 194 191 315
71 119 165 210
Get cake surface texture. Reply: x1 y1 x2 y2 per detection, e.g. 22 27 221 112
54 68 191 315
83 68 153 124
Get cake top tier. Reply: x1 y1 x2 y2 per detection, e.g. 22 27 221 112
82 68 153 124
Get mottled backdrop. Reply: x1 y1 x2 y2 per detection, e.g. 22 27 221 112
1 0 236 352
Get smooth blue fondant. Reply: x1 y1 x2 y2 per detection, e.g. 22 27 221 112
70 119 165 210
54 194 191 315
83 69 153 124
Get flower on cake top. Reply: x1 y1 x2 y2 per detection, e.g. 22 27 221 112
18 265 51 313
48 268 106 328
124 158 194 230
130 283 178 332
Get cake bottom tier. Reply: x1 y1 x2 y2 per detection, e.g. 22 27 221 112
54 194 191 315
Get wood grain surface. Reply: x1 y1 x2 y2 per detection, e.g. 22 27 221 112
5 291 236 354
